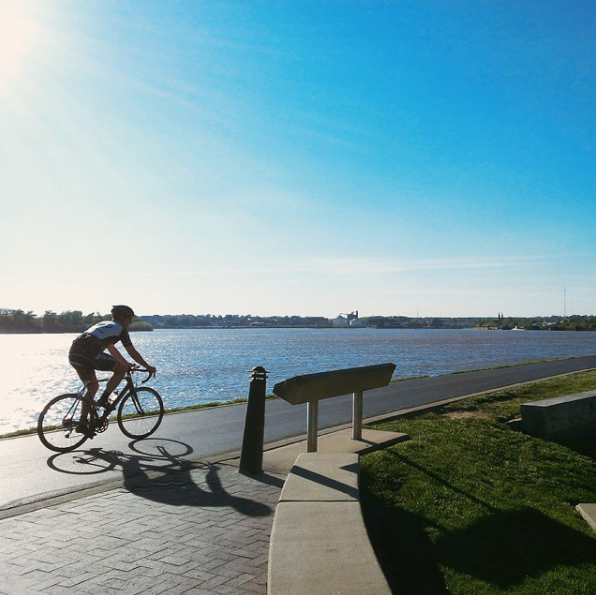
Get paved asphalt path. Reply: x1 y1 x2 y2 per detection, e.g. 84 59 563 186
2 355 596 513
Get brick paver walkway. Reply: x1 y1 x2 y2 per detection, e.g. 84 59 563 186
0 463 283 595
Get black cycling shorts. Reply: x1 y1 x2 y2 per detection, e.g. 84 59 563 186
69 340 117 383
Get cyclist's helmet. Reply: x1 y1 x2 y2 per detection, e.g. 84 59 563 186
111 305 135 320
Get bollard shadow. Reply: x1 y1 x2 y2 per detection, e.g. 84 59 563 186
84 446 272 517
46 439 271 517
244 472 285 490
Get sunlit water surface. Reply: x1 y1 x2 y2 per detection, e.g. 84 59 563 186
2 328 596 435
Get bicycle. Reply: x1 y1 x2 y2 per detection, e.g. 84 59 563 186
37 366 164 453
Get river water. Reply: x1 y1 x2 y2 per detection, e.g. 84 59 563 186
2 328 596 435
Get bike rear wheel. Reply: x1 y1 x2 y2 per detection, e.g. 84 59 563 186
117 387 164 439
37 393 89 452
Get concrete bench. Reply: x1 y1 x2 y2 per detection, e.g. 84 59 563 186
268 453 391 595
521 390 596 438
273 363 396 453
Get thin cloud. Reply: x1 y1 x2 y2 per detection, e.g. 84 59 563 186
130 254 549 278
307 255 549 275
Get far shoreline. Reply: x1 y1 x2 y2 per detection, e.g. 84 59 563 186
2 325 596 335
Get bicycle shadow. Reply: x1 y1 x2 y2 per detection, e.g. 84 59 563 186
46 438 193 476
49 439 272 517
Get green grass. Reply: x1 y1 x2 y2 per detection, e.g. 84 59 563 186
360 370 596 595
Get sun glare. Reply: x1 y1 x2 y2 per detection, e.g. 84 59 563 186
0 2 41 83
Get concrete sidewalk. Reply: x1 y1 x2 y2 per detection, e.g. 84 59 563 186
1 462 284 595
0 428 403 595
4 354 596 595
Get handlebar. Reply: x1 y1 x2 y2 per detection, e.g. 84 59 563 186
127 365 155 384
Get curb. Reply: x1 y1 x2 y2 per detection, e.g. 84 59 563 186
4 366 593 519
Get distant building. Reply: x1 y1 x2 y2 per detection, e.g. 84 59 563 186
332 316 348 327
332 310 360 327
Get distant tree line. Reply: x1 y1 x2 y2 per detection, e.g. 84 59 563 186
1 310 333 333
365 316 480 328
0 309 152 333
4 308 596 333
366 315 596 331
0 309 329 333
140 314 331 328
474 315 596 331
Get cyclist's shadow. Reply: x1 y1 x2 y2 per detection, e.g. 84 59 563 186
83 443 272 517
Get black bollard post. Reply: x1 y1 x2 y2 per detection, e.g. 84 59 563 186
239 366 268 475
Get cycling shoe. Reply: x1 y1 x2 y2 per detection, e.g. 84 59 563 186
75 421 96 438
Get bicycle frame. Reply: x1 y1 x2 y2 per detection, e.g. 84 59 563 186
78 366 151 408
38 366 162 452
81 367 152 423
77 377 108 401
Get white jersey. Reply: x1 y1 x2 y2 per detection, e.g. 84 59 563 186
72 321 132 356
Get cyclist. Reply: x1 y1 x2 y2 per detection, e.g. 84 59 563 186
68 305 157 436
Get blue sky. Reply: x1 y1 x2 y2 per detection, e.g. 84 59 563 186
1 0 595 318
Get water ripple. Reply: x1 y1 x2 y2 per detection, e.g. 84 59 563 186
2 328 596 434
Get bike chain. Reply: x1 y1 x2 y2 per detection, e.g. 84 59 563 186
92 411 110 434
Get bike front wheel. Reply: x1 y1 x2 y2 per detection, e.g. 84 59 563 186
117 387 164 439
37 393 89 452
